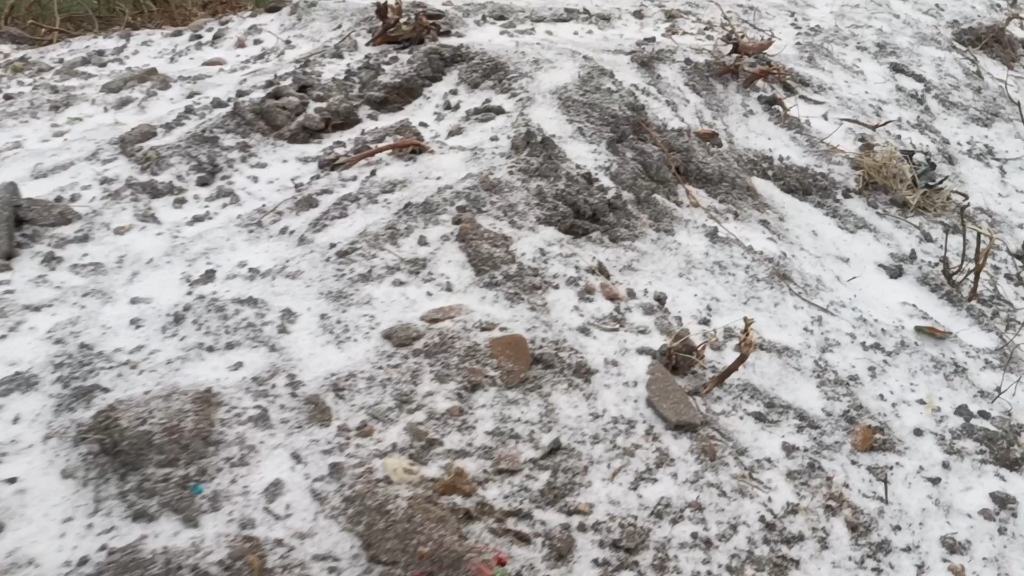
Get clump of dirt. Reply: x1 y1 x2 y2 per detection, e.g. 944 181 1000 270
953 19 1021 68
363 44 472 112
509 125 639 241
950 420 1024 471
74 388 221 526
341 485 490 576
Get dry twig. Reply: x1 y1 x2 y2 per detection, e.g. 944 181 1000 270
332 138 431 170
838 117 896 131
701 317 755 395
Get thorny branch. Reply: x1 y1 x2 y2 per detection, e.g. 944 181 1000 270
702 317 756 395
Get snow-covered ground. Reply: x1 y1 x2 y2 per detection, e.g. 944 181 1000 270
1 1 1024 575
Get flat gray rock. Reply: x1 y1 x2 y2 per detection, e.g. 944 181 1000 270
646 361 702 431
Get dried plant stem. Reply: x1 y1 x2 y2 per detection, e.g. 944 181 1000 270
702 317 756 395
332 138 431 170
838 118 896 131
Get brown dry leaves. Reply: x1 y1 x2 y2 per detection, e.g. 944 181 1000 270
368 0 441 47
851 424 875 452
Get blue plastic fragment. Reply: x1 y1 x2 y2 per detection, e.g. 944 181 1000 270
190 483 204 495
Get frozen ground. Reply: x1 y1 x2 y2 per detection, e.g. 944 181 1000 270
1 0 1024 575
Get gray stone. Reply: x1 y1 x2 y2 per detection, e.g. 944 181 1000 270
990 491 1018 511
0 26 35 46
420 304 467 324
646 362 702 430
17 198 81 227
119 124 158 152
100 68 170 94
0 182 19 261
382 323 426 347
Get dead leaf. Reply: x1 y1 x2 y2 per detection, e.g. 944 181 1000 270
914 325 952 340
694 128 720 143
851 424 875 452
599 281 625 301
731 38 775 56
741 66 772 88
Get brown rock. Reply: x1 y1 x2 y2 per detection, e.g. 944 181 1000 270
489 334 531 385
304 394 332 427
851 424 875 452
445 404 464 417
948 563 966 576
202 57 227 67
434 466 476 497
420 304 468 324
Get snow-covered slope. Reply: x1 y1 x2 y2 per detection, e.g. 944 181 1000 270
2 1 1024 575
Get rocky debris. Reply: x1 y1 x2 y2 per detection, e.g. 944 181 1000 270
455 215 516 275
544 524 576 562
118 124 158 153
116 178 185 200
952 421 1024 471
263 478 285 504
434 465 476 497
100 68 172 94
363 44 470 112
0 26 35 46
420 304 468 324
509 126 636 240
0 371 39 397
75 388 221 526
343 487 474 575
878 263 904 280
304 394 333 427
489 334 531 385
646 362 702 430
953 404 974 422
940 534 970 556
382 323 426 348
0 182 19 260
231 76 363 144
612 522 650 554
17 198 82 227
989 491 1018 512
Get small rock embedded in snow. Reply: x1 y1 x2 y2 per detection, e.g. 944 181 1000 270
990 491 1018 511
953 404 974 422
118 124 157 151
947 563 966 576
653 291 667 306
420 304 467 324
17 198 81 227
202 57 227 67
489 334 531 385
645 362 702 430
382 323 426 347
382 456 420 484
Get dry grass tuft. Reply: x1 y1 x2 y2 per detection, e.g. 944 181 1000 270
854 145 957 213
